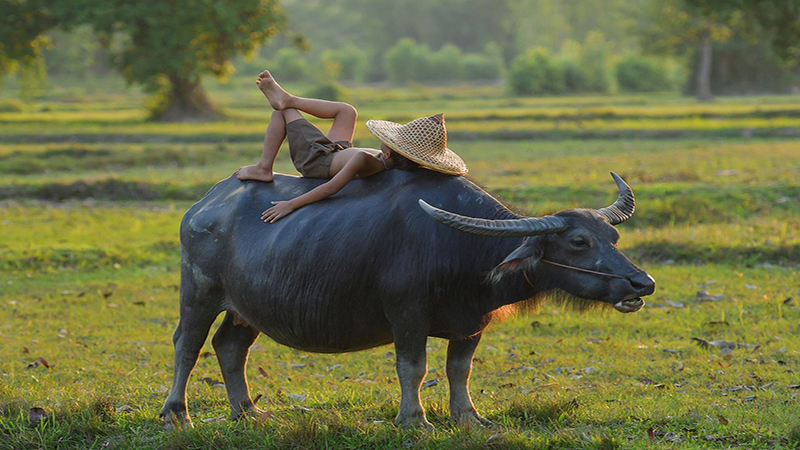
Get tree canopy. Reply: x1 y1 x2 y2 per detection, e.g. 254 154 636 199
684 0 800 64
1 0 285 120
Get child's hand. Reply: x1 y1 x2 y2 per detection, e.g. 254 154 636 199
262 201 295 223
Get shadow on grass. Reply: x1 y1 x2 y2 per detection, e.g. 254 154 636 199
0 143 251 176
626 241 800 266
490 397 580 428
0 179 212 202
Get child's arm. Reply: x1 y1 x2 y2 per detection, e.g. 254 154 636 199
261 152 370 223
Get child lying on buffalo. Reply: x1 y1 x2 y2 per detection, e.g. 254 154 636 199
237 70 467 223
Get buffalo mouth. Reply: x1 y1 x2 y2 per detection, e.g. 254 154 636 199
612 298 645 313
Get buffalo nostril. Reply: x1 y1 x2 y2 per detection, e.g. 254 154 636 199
630 274 655 294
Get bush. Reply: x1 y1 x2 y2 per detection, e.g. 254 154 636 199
383 38 506 84
462 53 503 80
384 38 428 83
558 58 591 92
616 56 673 92
580 31 615 93
321 46 368 82
0 99 23 112
508 47 565 95
272 47 308 81
424 44 463 81
304 82 346 102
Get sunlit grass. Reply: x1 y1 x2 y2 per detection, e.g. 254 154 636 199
1 83 799 448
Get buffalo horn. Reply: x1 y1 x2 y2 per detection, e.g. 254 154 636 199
596 172 635 225
418 200 568 237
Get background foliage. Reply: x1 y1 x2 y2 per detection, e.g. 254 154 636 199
2 0 799 119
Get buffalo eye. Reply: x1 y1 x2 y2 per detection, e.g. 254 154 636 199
569 238 590 249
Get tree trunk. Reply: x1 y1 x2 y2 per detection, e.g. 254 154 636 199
151 74 222 122
696 35 714 102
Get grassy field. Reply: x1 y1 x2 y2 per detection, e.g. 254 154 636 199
1 79 799 449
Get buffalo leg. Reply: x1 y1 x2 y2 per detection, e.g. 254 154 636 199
393 329 433 430
447 334 491 426
212 311 261 419
160 274 220 428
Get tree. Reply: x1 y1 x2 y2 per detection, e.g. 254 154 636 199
634 0 737 100
0 0 56 97
1 0 285 121
684 0 800 65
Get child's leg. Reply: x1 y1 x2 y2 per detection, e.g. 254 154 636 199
236 110 286 182
256 70 357 144
286 96 357 144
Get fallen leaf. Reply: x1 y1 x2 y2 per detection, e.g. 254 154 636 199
647 427 655 441
287 393 307 401
665 301 685 308
22 346 29 354
422 379 439 388
663 349 681 355
717 414 729 426
783 297 793 305
115 405 134 413
200 351 214 358
256 409 275 425
788 384 800 389
742 395 757 402
258 367 269 378
253 394 262 405
37 357 51 369
201 416 225 423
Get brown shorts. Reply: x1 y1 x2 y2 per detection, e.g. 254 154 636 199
287 118 352 178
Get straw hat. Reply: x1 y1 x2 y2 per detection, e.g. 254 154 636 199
366 113 468 176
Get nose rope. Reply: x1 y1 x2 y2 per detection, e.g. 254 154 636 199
540 259 627 279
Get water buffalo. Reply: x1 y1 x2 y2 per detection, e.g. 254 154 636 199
160 170 655 429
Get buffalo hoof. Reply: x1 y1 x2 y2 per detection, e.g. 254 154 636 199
452 410 493 427
394 412 434 431
160 405 193 431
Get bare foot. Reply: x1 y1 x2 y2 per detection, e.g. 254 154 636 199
237 164 274 182
255 70 292 110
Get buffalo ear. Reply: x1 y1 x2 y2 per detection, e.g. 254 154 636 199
496 237 542 272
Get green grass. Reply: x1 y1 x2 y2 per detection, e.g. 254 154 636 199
1 81 799 448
